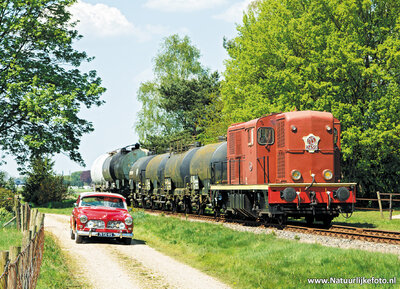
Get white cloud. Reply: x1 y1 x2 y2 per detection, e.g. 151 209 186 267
214 0 254 23
144 0 227 12
69 1 137 37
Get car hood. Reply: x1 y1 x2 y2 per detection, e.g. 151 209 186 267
77 207 129 221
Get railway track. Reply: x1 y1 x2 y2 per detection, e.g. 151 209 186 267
143 209 400 245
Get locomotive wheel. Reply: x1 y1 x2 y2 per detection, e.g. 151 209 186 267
322 216 333 228
276 215 287 228
305 215 314 225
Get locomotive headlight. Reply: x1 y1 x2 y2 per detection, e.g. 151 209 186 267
291 170 302 181
79 215 88 224
335 187 350 201
323 169 333 181
125 217 133 226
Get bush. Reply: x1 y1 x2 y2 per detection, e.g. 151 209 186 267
0 207 13 223
0 187 15 212
22 157 68 205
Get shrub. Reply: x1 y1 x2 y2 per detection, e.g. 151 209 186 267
22 157 68 205
0 187 15 212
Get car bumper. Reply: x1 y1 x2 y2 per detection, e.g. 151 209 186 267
76 230 133 238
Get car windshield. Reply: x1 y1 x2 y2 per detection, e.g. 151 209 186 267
80 196 126 209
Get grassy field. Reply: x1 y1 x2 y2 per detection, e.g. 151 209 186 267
132 211 400 289
333 210 400 231
37 233 86 289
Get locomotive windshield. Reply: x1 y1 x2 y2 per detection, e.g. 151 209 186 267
257 127 274 145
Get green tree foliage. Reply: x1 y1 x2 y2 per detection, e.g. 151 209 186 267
0 0 105 166
222 0 400 196
0 171 16 193
22 157 68 205
135 34 221 152
64 171 84 187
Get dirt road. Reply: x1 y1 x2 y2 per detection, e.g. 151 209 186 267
45 214 231 289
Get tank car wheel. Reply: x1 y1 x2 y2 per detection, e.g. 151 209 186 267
305 215 314 226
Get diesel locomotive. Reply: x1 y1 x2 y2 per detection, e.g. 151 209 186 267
90 111 356 226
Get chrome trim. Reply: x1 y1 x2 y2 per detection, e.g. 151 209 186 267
76 230 133 238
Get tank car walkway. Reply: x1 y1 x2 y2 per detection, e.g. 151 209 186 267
44 214 231 289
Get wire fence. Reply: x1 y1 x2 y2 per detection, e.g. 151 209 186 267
0 197 45 289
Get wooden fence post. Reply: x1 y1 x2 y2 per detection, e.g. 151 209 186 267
8 246 20 289
377 191 384 219
389 194 393 220
14 196 20 231
24 203 30 231
0 250 9 289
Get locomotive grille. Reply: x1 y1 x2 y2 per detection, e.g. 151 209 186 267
277 151 285 178
235 131 242 155
277 120 285 148
229 132 235 155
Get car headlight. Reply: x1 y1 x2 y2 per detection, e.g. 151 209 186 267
80 215 88 224
87 220 94 228
291 170 302 181
323 169 333 181
119 223 126 230
125 217 133 226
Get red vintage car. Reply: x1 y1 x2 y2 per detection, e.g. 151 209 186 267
70 192 133 245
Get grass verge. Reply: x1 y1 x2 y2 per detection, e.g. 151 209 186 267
132 211 400 289
333 210 400 231
0 227 22 250
36 233 87 289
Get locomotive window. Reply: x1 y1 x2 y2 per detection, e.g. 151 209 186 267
257 127 274 145
333 128 338 144
248 128 254 146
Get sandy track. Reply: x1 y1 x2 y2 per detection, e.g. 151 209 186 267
45 214 230 289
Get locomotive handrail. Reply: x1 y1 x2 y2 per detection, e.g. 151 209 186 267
210 183 357 191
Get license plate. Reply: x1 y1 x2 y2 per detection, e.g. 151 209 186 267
98 232 114 237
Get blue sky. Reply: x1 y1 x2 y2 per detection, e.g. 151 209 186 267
2 0 253 177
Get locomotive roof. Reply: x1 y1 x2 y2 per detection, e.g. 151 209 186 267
229 110 333 128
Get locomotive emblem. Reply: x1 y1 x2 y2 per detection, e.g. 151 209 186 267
302 133 320 153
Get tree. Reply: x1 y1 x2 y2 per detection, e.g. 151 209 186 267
22 157 68 205
0 0 105 167
135 34 220 151
222 0 400 196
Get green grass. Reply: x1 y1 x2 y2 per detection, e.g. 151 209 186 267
132 211 400 289
0 227 22 250
34 199 76 215
333 210 400 231
36 233 86 289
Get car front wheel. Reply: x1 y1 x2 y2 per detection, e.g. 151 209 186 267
70 229 75 240
75 232 83 244
122 238 131 245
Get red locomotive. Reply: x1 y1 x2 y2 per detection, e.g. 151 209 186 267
212 110 356 225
